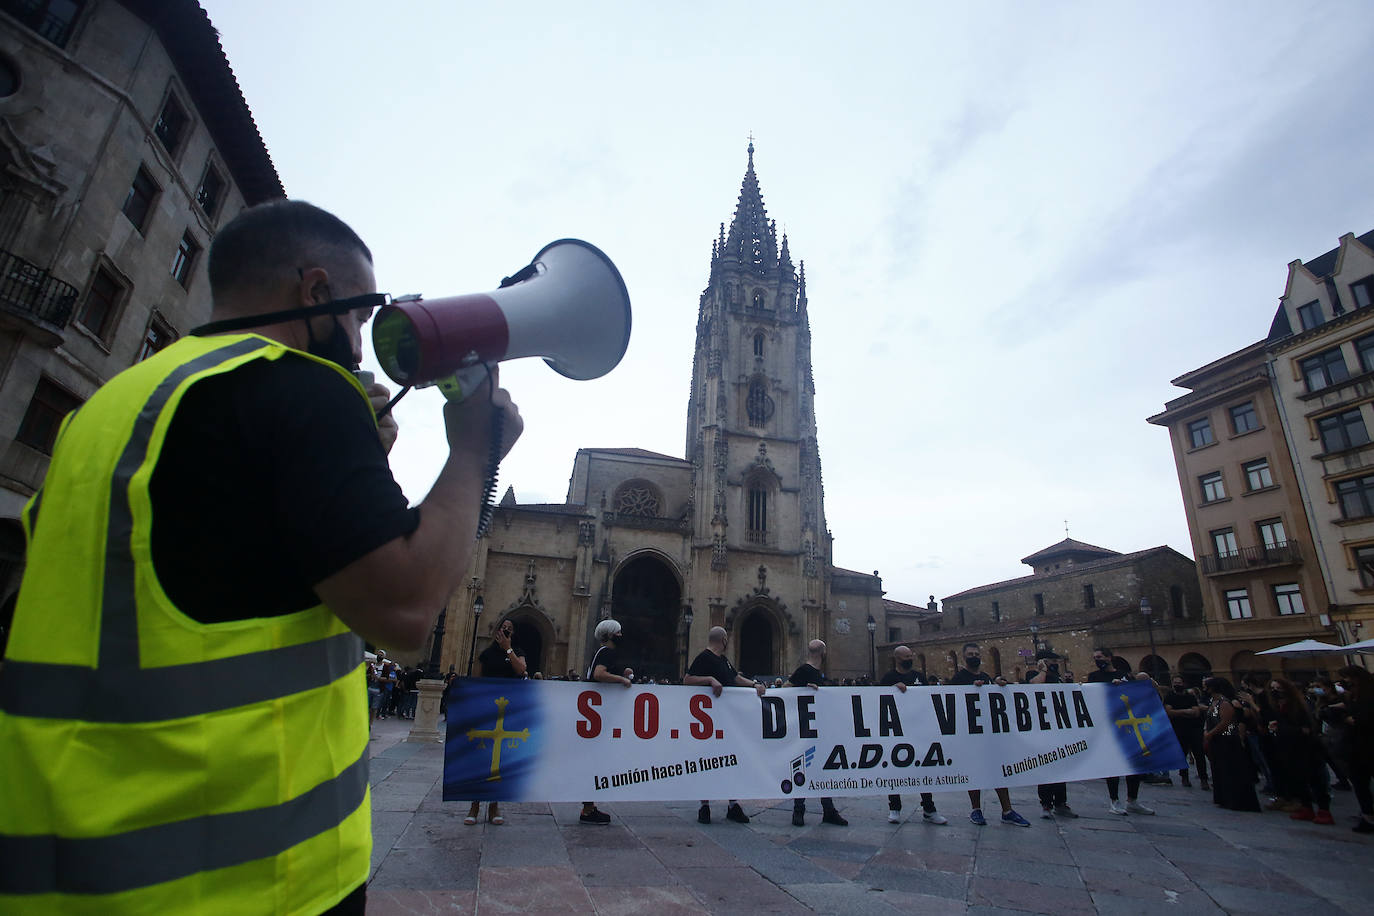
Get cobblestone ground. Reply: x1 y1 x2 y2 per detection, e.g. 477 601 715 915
365 716 1372 915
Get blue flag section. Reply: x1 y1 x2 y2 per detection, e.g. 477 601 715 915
1106 680 1187 772
442 678 548 802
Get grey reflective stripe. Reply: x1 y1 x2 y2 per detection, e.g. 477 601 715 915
0 631 362 722
0 745 369 895
98 337 272 668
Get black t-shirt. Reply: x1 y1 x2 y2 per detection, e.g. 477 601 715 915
149 353 418 623
950 667 992 686
688 649 743 685
789 663 825 688
478 644 526 679
879 667 924 687
587 645 621 681
1087 666 1118 684
1165 688 1204 731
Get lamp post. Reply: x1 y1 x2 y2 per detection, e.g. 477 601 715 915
1140 596 1159 682
866 614 877 680
423 604 448 679
1029 621 1040 656
465 596 484 676
679 603 694 680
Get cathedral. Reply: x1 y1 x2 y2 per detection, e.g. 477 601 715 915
439 145 924 682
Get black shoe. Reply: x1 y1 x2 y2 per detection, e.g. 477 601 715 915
1334 781 1353 791
1180 774 1192 787
821 809 848 827
726 803 750 824
1353 820 1374 834
792 809 805 827
697 804 711 824
579 809 611 825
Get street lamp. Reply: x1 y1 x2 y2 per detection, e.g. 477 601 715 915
866 614 877 680
465 595 484 676
1140 596 1159 682
423 604 448 679
1029 621 1040 657
679 604 694 680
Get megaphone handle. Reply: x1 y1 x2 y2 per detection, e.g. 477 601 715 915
475 407 504 539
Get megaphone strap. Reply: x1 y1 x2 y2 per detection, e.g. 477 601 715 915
190 293 389 335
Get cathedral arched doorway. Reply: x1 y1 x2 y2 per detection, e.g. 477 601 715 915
610 553 681 681
509 618 544 676
737 609 776 679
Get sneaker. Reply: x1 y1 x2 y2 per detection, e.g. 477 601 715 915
1125 800 1155 816
698 804 711 825
1199 779 1210 791
1041 806 1055 820
923 811 948 825
887 810 900 824
969 808 987 826
1109 800 1127 815
579 809 611 825
1354 819 1374 834
726 804 750 824
1314 809 1335 825
792 809 805 827
1290 807 1315 822
821 809 848 826
1180 774 1192 788
1001 809 1031 827
1053 804 1079 819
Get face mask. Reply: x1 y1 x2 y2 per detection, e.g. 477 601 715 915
1095 659 1111 670
307 315 359 371
1047 664 1059 674
965 656 981 669
1312 688 1325 696
898 660 913 669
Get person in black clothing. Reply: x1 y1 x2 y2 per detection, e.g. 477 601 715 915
1163 676 1209 789
1088 647 1154 815
787 640 847 827
464 618 527 827
581 618 633 825
1027 649 1076 819
684 626 767 824
1336 666 1374 833
879 646 948 825
951 642 1031 827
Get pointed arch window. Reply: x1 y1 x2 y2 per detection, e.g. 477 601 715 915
746 379 774 427
751 290 765 310
752 333 764 357
747 486 768 544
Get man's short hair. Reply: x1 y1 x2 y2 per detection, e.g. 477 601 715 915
1093 646 1113 657
962 642 979 652
208 199 372 301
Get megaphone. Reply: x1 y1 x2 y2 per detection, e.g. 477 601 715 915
371 239 631 397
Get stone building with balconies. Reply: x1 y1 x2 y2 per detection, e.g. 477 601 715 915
0 1 282 600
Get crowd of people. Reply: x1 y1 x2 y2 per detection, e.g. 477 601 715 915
439 626 1374 838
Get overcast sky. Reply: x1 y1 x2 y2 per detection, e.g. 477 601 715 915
202 0 1374 608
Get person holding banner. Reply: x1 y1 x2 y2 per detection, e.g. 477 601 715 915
1027 649 1077 820
1088 647 1155 815
580 618 633 825
950 642 1031 827
464 618 528 827
684 626 767 824
787 640 848 827
879 646 948 825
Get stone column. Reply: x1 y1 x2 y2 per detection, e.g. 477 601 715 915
405 679 447 744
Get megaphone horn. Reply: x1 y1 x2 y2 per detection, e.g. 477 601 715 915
371 239 632 389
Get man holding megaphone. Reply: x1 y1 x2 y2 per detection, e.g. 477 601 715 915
0 200 525 915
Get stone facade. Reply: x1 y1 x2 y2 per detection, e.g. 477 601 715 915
903 539 1211 685
0 1 281 598
434 145 906 683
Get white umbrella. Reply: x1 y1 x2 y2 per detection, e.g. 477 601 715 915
1256 639 1345 657
1338 637 1374 654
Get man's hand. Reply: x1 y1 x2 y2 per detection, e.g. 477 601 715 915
493 628 511 652
994 676 1008 687
365 380 399 454
443 367 523 464
754 682 766 698
895 681 907 693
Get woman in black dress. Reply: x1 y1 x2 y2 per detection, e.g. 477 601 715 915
1202 676 1261 812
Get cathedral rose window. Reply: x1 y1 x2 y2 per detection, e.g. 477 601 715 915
615 484 661 517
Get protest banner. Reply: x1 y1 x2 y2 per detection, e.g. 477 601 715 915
442 679 1185 803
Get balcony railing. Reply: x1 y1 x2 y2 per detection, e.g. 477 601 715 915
0 247 78 334
1200 540 1302 576
0 0 80 48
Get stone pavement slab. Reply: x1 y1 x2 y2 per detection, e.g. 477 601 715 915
364 716 1374 913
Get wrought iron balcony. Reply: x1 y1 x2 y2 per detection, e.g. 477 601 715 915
0 247 77 343
0 0 80 47
1200 540 1302 576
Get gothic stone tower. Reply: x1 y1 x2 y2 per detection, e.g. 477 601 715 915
683 143 832 676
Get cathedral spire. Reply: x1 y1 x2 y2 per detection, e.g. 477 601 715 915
724 140 773 274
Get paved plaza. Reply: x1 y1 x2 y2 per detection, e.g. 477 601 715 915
364 716 1371 915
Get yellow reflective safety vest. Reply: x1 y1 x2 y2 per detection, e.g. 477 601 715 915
0 334 372 914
